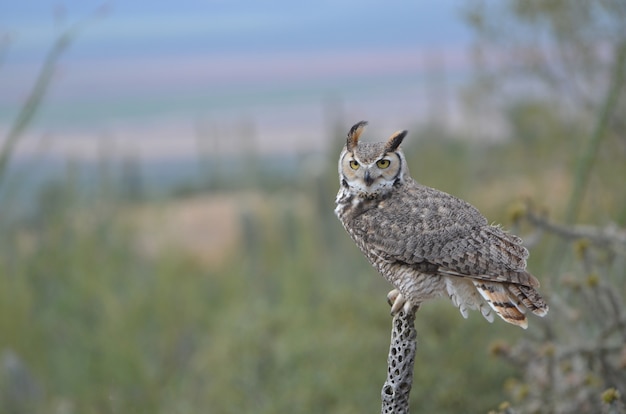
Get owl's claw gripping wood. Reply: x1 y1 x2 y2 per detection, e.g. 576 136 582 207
387 289 417 315
387 289 403 314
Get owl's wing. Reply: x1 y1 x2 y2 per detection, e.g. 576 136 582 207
354 182 539 288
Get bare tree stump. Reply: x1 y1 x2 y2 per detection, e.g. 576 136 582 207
381 305 419 414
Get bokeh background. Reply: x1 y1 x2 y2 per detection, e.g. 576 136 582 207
1 1 625 413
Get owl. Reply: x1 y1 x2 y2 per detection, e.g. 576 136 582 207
335 121 548 328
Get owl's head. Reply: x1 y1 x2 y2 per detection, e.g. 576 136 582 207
338 121 410 197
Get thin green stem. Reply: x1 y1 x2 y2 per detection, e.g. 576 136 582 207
564 43 626 224
0 9 104 189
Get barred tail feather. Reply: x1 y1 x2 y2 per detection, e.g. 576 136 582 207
473 281 529 329
507 284 549 317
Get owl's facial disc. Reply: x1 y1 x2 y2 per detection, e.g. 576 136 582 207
340 152 400 196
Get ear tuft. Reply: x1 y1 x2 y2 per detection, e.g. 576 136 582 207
384 130 408 152
346 121 368 152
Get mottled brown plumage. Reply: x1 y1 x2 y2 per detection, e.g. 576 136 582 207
335 121 548 328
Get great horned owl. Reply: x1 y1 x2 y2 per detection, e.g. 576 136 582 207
335 121 548 328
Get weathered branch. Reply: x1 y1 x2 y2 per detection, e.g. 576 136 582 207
524 207 626 252
381 305 419 414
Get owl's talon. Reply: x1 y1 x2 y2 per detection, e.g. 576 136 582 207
387 289 400 306
403 301 417 314
387 289 405 315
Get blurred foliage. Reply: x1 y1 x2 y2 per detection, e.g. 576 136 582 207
1 1 626 413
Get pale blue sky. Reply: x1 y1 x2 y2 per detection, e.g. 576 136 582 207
0 0 474 157
2 1 470 62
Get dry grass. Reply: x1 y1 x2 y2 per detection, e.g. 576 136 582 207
128 194 242 267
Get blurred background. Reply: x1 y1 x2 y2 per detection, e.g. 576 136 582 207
1 1 625 413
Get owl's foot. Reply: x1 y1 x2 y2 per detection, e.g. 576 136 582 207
387 289 417 315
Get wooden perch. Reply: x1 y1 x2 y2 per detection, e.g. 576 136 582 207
381 305 419 414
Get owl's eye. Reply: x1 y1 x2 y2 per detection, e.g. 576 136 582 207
349 160 360 170
376 159 391 169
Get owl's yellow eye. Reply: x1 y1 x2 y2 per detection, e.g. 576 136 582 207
376 159 391 169
349 160 360 170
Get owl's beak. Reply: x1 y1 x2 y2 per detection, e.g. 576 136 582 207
364 171 374 186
